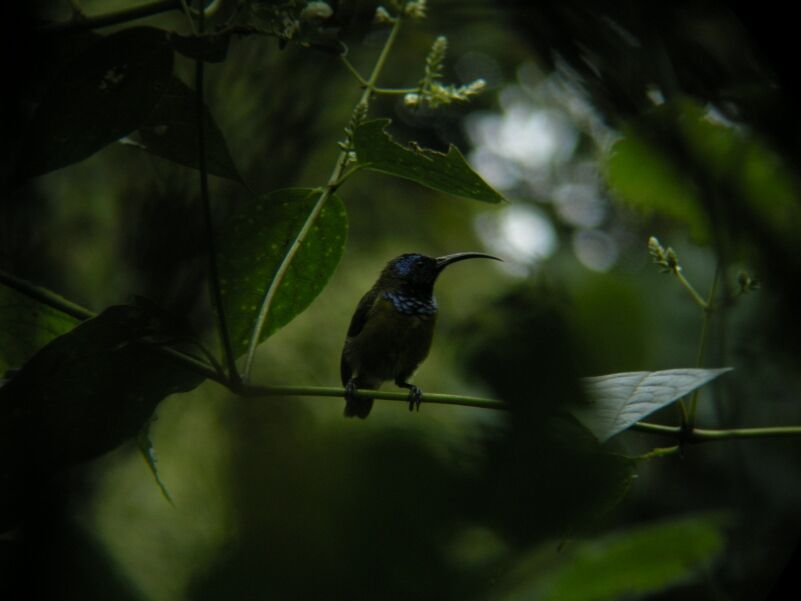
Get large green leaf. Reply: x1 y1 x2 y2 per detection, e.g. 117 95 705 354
218 188 348 356
499 514 725 601
129 77 244 183
15 27 174 180
0 304 203 527
0 281 81 374
605 130 707 237
605 98 801 242
0 304 203 464
353 119 505 204
572 368 732 441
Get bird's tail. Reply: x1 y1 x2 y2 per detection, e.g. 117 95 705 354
344 397 373 419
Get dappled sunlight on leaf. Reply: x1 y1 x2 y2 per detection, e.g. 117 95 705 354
218 188 348 356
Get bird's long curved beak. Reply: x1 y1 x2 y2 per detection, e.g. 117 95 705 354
435 252 503 273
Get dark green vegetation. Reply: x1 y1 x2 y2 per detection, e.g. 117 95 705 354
2 1 800 599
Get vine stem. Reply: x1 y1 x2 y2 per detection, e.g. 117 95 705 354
3 266 801 446
241 17 403 382
631 421 801 443
675 268 708 310
194 1 240 385
688 265 720 424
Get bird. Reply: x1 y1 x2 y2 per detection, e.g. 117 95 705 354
341 251 501 418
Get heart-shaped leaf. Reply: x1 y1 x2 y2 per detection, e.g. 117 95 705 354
218 188 348 356
353 119 505 204
573 368 733 441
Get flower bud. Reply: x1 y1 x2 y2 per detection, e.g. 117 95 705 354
300 1 333 23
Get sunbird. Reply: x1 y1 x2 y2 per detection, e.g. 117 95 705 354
341 252 501 418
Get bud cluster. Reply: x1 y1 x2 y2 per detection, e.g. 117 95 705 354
737 271 760 294
648 236 680 274
404 36 486 109
381 0 426 19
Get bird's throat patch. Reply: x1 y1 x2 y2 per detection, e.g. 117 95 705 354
383 291 438 316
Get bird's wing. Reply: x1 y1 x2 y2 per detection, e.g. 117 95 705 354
341 288 379 386
346 288 379 338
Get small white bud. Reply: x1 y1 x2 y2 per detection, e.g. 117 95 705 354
464 78 486 95
300 1 333 23
404 93 421 107
374 6 393 24
404 0 427 19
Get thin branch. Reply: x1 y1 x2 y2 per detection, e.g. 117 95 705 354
340 55 369 87
239 384 502 410
4 271 801 445
675 269 708 310
194 0 240 385
333 164 364 189
688 265 720 423
372 87 418 95
179 0 198 35
39 0 181 34
0 269 94 320
0 268 221 381
241 17 404 381
633 445 681 461
631 421 801 443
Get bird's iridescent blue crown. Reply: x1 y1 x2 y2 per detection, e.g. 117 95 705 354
391 253 425 276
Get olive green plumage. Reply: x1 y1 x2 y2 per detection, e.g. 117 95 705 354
341 252 501 418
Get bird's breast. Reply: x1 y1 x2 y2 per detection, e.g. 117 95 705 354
345 294 437 382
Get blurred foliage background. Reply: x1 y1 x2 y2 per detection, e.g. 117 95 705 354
3 0 801 599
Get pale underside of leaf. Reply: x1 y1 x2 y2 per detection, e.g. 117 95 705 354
573 367 733 442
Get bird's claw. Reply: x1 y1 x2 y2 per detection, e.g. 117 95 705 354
406 385 423 412
344 379 358 402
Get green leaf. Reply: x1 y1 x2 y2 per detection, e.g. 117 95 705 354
169 31 231 63
15 27 174 181
675 100 801 238
605 98 801 243
129 77 244 183
500 514 725 601
605 131 708 237
0 282 81 374
0 305 203 492
218 189 348 357
572 368 733 441
353 119 505 203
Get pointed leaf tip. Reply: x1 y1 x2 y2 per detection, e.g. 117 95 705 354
353 119 505 204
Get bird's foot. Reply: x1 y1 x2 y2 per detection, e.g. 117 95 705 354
404 384 423 412
344 379 358 402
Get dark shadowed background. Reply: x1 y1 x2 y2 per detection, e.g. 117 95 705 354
2 1 801 599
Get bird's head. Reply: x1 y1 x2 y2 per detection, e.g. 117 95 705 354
381 252 501 295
